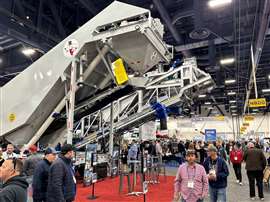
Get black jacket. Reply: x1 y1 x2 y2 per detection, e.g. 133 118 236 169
47 155 76 202
0 175 28 202
32 158 51 201
203 156 229 189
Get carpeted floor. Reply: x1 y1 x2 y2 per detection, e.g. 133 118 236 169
75 175 175 202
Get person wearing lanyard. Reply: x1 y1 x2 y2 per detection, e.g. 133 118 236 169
229 143 243 185
173 149 208 202
203 145 229 202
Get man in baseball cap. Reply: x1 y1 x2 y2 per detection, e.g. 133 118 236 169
203 145 229 202
47 144 76 202
32 147 57 202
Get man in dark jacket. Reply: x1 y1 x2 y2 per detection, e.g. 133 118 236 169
203 145 229 202
0 158 28 202
47 144 76 202
243 142 267 200
32 147 57 202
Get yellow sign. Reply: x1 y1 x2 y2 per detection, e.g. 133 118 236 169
243 122 249 127
215 115 225 121
112 58 129 85
240 126 246 131
244 115 254 122
248 98 266 108
8 113 16 122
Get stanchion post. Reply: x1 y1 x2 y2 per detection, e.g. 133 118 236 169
88 183 98 200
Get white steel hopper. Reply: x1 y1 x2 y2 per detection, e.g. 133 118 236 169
0 1 171 147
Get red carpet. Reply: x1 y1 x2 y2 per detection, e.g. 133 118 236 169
75 176 175 202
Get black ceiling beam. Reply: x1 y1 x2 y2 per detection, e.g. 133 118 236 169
78 0 99 16
36 0 44 32
14 0 26 18
152 0 191 57
48 0 66 38
22 2 55 26
244 0 270 112
171 9 194 25
0 5 60 43
0 15 54 52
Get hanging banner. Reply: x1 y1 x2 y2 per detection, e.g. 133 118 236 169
215 115 225 121
248 98 266 108
240 126 246 131
244 115 255 122
140 121 156 141
205 129 217 142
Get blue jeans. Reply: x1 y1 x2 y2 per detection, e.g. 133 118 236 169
209 186 226 202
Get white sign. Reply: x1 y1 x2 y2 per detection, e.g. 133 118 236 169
63 39 79 57
140 121 156 141
143 182 148 194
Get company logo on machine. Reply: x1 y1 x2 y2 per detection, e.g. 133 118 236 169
63 39 79 57
8 113 16 122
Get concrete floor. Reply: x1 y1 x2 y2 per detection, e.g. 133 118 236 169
166 163 270 202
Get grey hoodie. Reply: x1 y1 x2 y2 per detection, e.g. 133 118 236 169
0 175 29 202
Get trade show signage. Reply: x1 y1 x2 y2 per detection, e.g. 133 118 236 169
205 129 216 141
140 121 156 141
214 115 225 121
240 126 246 131
248 98 266 108
244 115 254 122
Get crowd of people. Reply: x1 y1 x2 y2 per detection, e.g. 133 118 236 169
171 139 268 202
0 143 76 202
0 137 267 202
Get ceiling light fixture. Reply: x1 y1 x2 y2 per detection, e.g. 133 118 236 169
232 113 238 116
225 79 236 84
229 100 236 103
252 109 259 112
268 75 270 80
22 48 35 56
230 105 237 108
208 0 232 8
198 94 207 98
220 58 235 65
227 91 236 95
262 88 270 93
205 102 211 105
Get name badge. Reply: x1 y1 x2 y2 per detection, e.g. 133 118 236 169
187 180 194 188
209 169 216 176
73 175 77 184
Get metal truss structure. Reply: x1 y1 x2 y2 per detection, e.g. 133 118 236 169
74 57 214 149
